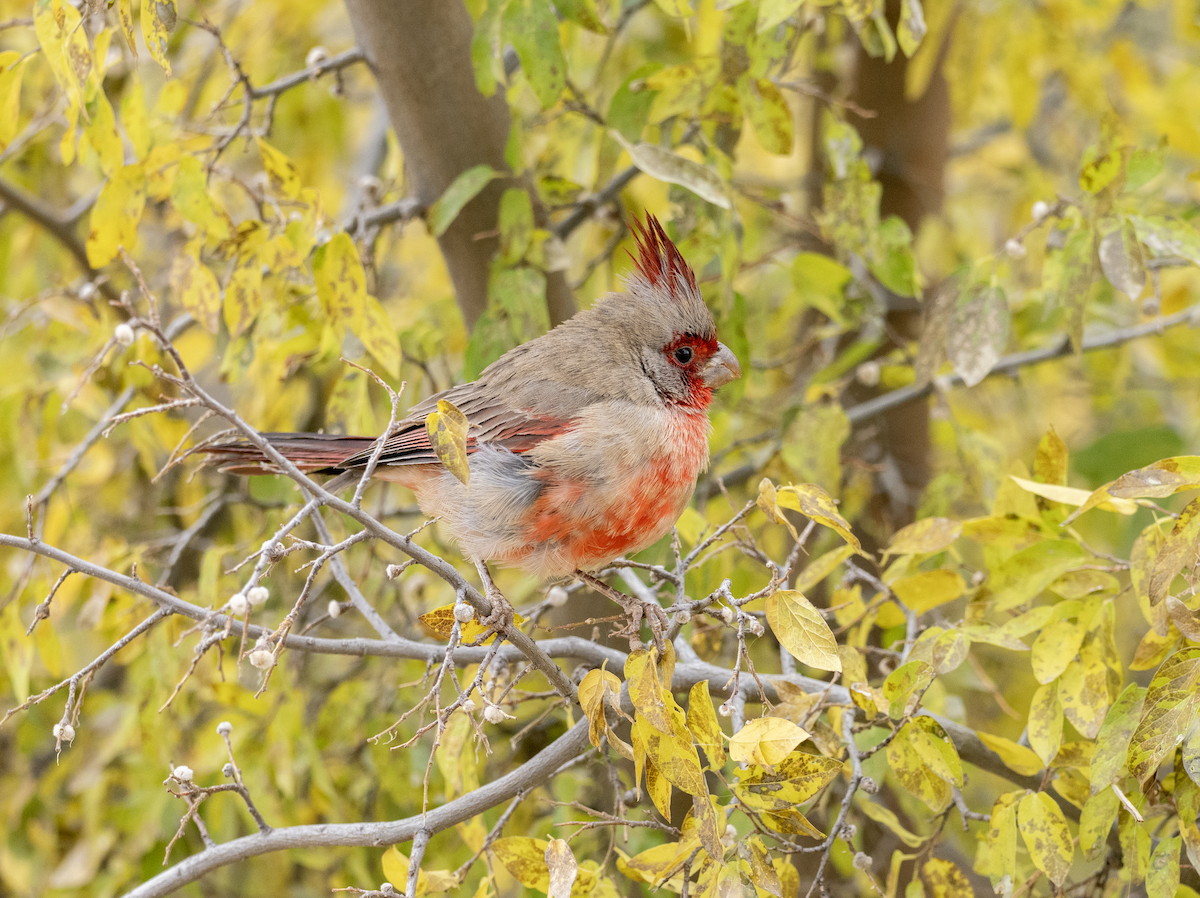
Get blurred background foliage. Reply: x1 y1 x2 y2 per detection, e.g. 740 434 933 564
1 0 1200 893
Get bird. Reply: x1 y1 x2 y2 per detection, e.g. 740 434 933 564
204 215 741 644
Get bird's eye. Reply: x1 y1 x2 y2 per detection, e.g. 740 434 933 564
672 346 694 365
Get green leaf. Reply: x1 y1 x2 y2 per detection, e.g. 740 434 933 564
756 0 803 32
986 539 1090 612
1128 647 1200 783
897 0 926 56
427 164 499 237
614 137 732 209
498 189 535 265
1079 786 1119 859
503 0 567 109
551 0 607 32
1017 791 1073 887
1057 227 1096 353
1129 215 1200 267
1147 835 1181 898
881 660 934 719
1125 144 1165 192
737 76 793 155
1089 683 1146 793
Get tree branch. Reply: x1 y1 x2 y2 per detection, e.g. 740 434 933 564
249 47 367 99
119 718 592 898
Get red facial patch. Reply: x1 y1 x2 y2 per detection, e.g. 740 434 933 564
629 214 698 297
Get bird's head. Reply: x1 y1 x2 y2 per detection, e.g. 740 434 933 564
614 215 741 409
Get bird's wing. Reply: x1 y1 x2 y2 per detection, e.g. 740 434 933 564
334 381 574 469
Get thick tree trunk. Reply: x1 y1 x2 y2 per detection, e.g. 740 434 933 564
342 0 575 329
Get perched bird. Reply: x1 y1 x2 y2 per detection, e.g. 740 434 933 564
206 215 740 641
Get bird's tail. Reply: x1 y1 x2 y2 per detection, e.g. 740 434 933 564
194 432 377 477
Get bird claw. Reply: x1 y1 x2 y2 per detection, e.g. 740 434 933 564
575 570 668 652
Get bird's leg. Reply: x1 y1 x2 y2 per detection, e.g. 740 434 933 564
473 559 515 641
575 570 668 652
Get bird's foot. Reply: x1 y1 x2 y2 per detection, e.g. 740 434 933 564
473 560 514 645
575 570 669 652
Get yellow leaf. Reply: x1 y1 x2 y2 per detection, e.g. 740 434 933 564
975 731 1044 777
920 858 972 897
651 0 692 16
256 138 302 198
544 838 578 898
579 666 624 749
417 603 524 644
674 505 707 546
120 80 150 162
858 800 924 847
313 231 367 328
765 590 841 672
426 399 471 487
1017 791 1073 887
690 794 725 862
645 756 672 817
170 156 231 240
687 680 726 768
774 483 861 549
634 705 707 796
617 840 695 888
117 0 137 60
84 90 123 176
1009 475 1137 515
223 254 262 338
354 295 401 379
1028 681 1063 765
728 717 808 771
1109 456 1200 499
143 0 176 76
885 517 963 556
747 835 782 896
0 53 29 149
492 837 550 892
85 163 145 267
169 240 220 333
1030 619 1083 685
382 846 456 895
890 570 965 614
144 143 181 200
794 544 857 593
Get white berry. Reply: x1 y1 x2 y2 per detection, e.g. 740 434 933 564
1031 200 1050 220
53 723 75 742
216 721 233 737
173 765 194 782
327 600 342 619
546 585 569 608
718 702 733 718
385 564 404 580
114 323 135 347
77 282 97 300
718 606 734 624
249 648 274 670
484 705 506 724
247 586 269 606
462 698 476 712
721 824 738 847
1004 238 1026 259
228 593 249 615
306 46 330 68
454 603 475 623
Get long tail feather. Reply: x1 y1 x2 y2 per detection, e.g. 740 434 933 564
198 432 377 476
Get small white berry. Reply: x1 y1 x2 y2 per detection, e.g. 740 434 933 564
856 360 881 387
173 765 194 782
358 174 383 197
546 585 569 608
1004 238 1026 259
327 600 342 619
216 721 233 737
77 282 96 300
247 586 269 606
228 593 249 616
718 702 733 718
53 723 75 742
306 46 330 68
385 564 404 580
264 540 285 561
484 705 506 724
853 852 872 871
674 610 692 625
462 698 476 712
249 648 274 670
222 763 235 777
114 323 135 347
380 885 398 898
721 824 738 848
746 618 765 637
718 606 734 624
454 603 475 623
1031 200 1050 221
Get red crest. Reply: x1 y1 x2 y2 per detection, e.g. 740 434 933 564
628 215 698 297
